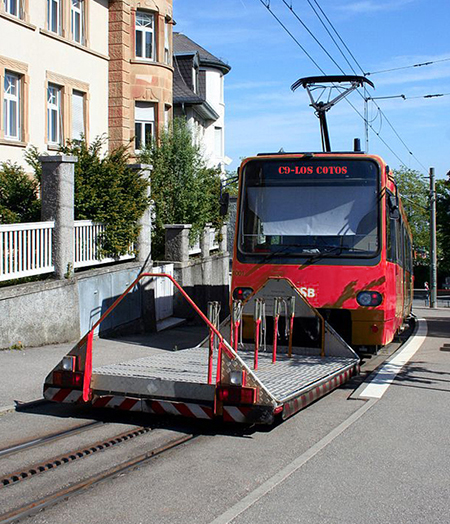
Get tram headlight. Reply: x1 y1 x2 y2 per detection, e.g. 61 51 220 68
233 287 254 301
357 291 382 307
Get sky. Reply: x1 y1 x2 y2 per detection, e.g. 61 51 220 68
173 0 450 179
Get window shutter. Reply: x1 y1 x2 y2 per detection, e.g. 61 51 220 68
72 90 85 140
135 102 155 122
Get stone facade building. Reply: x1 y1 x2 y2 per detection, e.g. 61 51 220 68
0 0 173 168
109 0 173 153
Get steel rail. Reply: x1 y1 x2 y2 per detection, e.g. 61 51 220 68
0 433 196 524
0 426 151 488
0 421 103 459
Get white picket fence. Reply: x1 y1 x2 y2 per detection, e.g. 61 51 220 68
0 222 54 281
0 220 135 282
74 220 135 269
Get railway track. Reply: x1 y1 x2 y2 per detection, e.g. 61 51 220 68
0 431 195 524
0 420 103 459
0 413 196 524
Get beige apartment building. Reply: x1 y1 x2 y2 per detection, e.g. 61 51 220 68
0 0 173 169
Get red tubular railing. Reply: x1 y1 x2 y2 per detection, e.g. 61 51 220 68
272 315 279 364
80 273 234 396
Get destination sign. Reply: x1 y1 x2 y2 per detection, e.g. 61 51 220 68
278 166 348 175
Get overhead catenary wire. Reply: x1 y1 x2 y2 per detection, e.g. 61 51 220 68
281 0 346 75
259 0 326 75
367 92 450 101
299 0 426 169
260 0 411 167
307 0 366 76
366 56 450 76
305 0 358 75
273 0 427 170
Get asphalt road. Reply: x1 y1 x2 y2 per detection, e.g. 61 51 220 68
1 305 449 524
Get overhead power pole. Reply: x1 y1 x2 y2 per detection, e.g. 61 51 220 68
429 167 437 308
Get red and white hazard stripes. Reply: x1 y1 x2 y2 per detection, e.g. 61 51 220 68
93 395 214 419
44 385 83 404
222 406 252 423
44 385 214 420
282 366 356 420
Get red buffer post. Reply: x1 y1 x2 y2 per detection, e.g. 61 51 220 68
287 296 296 358
273 297 282 364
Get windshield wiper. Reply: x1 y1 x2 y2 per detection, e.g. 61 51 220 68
257 244 306 264
299 245 343 268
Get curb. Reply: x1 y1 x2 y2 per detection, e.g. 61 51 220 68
0 398 48 416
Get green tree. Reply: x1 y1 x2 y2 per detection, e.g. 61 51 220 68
0 161 40 224
139 118 224 259
26 138 150 257
394 167 429 263
437 177 450 275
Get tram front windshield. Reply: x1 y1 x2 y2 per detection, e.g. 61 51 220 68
238 158 380 260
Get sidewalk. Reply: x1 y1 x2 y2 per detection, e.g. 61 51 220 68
224 304 450 524
0 324 208 412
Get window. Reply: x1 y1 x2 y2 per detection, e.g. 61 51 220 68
135 11 155 61
71 0 84 44
47 84 62 145
135 102 155 151
4 0 21 17
192 66 199 94
164 19 170 65
3 72 21 140
164 105 170 130
72 90 85 140
214 127 223 158
47 0 61 34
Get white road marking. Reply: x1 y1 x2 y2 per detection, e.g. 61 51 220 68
357 318 428 399
209 398 377 524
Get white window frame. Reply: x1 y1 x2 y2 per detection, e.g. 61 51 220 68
47 0 61 34
3 72 21 141
71 90 85 140
4 0 21 17
71 0 84 44
47 84 62 145
214 126 223 158
134 102 155 151
164 19 170 65
135 11 155 61
192 66 199 94
164 105 170 130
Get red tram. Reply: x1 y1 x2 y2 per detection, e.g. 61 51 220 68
231 152 413 351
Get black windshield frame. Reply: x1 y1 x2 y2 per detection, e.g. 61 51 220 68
236 156 382 266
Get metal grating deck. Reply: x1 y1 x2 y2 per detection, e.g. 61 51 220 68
93 346 355 404
237 351 355 401
93 347 218 384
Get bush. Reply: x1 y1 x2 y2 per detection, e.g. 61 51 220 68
139 118 224 259
0 161 40 224
26 138 150 258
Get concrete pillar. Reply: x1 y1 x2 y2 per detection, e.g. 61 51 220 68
219 224 228 253
201 223 212 258
40 155 77 279
165 224 191 263
130 164 152 266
